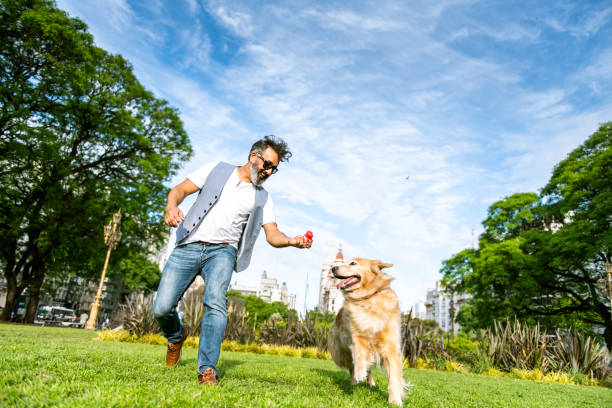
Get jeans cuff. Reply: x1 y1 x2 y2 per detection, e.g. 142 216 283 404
197 365 217 377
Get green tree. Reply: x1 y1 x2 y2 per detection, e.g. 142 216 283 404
245 296 273 321
116 252 162 293
441 123 611 349
537 122 611 348
454 303 477 332
442 194 543 329
308 310 336 324
413 318 439 332
440 248 476 334
0 0 191 322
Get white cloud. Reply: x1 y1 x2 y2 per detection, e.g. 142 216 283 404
573 47 612 94
303 8 403 32
449 22 540 42
546 5 612 37
205 0 253 37
175 19 212 68
518 89 572 119
185 0 200 14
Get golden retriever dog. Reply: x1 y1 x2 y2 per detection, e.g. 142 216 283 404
328 257 406 406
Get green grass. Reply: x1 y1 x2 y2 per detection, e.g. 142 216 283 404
1 324 611 407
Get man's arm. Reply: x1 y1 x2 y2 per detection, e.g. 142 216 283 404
165 179 200 227
263 222 311 249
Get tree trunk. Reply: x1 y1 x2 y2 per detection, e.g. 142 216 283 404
0 239 19 320
24 275 44 323
1 237 39 321
24 258 47 323
0 279 18 321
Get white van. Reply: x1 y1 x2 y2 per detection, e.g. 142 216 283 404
36 306 79 327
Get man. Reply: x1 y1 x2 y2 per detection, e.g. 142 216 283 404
153 135 311 386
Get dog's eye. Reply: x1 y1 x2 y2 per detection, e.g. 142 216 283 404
349 261 358 266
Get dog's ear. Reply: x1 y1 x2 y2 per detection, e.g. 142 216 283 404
376 261 393 270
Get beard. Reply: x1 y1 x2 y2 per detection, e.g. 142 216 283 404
249 162 269 186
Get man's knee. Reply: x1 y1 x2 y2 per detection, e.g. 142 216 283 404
203 294 227 316
153 297 172 320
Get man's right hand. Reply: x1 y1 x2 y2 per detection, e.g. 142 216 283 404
165 206 185 227
164 179 199 227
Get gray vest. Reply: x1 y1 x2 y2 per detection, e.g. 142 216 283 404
175 162 268 272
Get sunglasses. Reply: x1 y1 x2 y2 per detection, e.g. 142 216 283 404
256 152 279 174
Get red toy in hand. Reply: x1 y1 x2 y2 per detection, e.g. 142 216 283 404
304 230 313 241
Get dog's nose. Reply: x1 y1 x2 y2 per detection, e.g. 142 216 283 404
331 266 338 273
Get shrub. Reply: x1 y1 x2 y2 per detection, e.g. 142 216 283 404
302 347 318 359
542 371 575 385
221 340 241 352
97 329 135 343
278 345 301 358
512 368 545 382
139 332 166 346
480 367 506 378
184 336 199 349
444 360 468 374
415 358 433 370
445 334 478 364
568 372 599 386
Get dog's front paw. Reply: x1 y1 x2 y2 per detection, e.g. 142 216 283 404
388 395 403 406
352 370 367 384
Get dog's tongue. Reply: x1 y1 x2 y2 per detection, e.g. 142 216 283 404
337 276 358 289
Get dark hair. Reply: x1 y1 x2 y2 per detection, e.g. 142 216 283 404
249 135 292 163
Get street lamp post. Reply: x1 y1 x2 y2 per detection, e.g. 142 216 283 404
598 263 612 322
85 210 122 330
449 297 456 338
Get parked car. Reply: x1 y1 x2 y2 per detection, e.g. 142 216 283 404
35 306 81 327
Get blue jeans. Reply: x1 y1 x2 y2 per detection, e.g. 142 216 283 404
153 242 236 376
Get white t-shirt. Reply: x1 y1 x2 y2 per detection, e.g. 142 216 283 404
182 161 275 248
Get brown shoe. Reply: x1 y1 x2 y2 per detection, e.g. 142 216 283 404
166 329 188 366
198 367 219 386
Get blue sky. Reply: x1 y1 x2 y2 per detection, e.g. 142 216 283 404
56 0 612 312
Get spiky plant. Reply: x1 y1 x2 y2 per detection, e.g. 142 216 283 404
475 318 548 372
504 318 549 371
181 284 205 336
119 292 161 337
224 309 256 344
401 311 447 367
298 314 330 350
476 319 511 371
258 314 298 346
401 318 426 368
550 327 609 379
